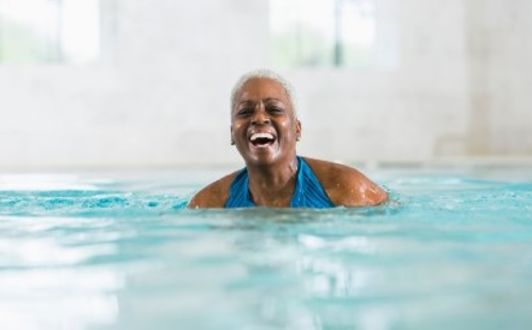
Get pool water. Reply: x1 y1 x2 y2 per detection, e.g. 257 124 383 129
1 166 532 329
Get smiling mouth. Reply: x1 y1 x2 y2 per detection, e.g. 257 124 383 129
249 132 276 148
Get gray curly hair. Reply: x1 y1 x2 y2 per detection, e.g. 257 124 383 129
230 69 297 118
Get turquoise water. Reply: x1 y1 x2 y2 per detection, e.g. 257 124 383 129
1 167 532 329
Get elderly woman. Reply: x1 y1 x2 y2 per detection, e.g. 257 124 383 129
188 70 387 208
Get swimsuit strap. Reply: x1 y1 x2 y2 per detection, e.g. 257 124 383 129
224 168 254 208
225 156 334 208
291 157 335 208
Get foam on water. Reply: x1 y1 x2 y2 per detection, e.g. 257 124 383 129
1 170 531 329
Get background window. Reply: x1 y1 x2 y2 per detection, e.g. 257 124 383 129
270 0 376 68
0 0 100 63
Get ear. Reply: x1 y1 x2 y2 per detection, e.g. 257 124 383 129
295 119 302 141
230 125 235 145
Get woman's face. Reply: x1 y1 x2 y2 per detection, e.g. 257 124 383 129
231 78 301 166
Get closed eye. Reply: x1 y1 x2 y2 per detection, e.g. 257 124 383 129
237 108 253 116
267 106 284 114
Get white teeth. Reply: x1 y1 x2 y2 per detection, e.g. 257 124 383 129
250 133 274 142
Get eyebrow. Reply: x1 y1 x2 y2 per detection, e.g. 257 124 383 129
237 98 284 106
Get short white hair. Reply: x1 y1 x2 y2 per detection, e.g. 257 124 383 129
230 69 297 117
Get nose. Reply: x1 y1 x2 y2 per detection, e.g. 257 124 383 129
251 104 270 125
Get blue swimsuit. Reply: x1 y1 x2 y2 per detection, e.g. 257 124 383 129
225 156 335 208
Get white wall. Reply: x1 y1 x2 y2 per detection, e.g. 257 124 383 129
294 0 470 162
0 0 531 170
464 0 532 156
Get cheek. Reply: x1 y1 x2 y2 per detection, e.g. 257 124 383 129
279 120 297 137
232 121 241 131
232 122 246 138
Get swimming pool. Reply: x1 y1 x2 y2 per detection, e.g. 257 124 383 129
1 165 532 329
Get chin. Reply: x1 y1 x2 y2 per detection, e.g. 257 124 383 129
244 153 278 166
243 149 297 168
237 142 278 165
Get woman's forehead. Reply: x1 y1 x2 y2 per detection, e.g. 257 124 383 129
237 78 290 102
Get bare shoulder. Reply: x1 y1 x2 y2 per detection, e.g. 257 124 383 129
187 171 239 209
303 157 388 207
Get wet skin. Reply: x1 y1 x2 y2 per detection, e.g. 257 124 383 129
188 78 388 208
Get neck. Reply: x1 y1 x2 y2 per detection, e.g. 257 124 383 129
246 155 299 207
